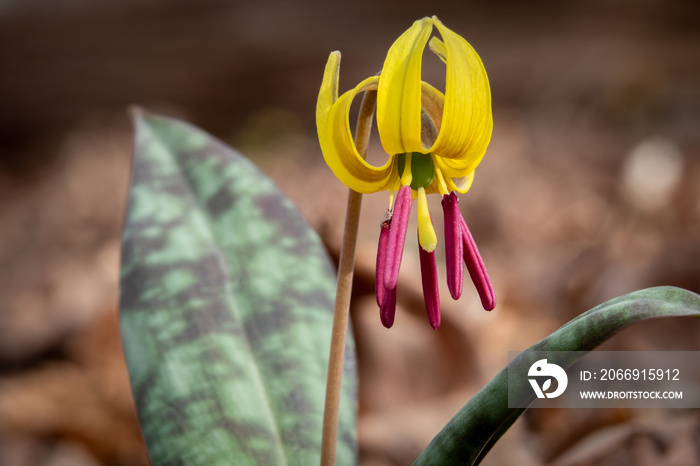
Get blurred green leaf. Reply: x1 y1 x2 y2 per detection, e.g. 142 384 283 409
120 111 356 466
414 286 700 466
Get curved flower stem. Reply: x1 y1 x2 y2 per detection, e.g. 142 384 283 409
321 89 377 466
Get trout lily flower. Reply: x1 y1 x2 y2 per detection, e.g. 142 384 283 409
317 16 495 330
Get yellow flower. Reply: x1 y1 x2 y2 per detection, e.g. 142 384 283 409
317 16 495 329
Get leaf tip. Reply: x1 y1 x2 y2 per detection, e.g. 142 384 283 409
128 105 147 123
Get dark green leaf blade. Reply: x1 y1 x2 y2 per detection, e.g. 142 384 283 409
120 111 356 466
414 286 700 465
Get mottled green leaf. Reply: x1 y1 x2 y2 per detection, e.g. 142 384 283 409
120 111 356 466
414 286 700 465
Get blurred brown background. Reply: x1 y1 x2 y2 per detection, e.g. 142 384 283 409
1 0 699 465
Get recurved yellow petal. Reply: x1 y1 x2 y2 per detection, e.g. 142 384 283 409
434 157 476 193
428 17 493 170
420 81 444 136
317 51 341 129
447 170 475 193
316 54 395 193
377 17 433 156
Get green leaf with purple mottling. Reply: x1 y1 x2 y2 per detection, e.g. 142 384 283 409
414 286 700 465
120 111 356 466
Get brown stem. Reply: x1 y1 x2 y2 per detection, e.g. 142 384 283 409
320 89 376 466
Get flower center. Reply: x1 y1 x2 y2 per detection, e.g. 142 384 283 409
397 152 435 190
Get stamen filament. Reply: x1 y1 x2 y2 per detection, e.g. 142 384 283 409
435 166 449 195
442 192 463 300
460 215 496 311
